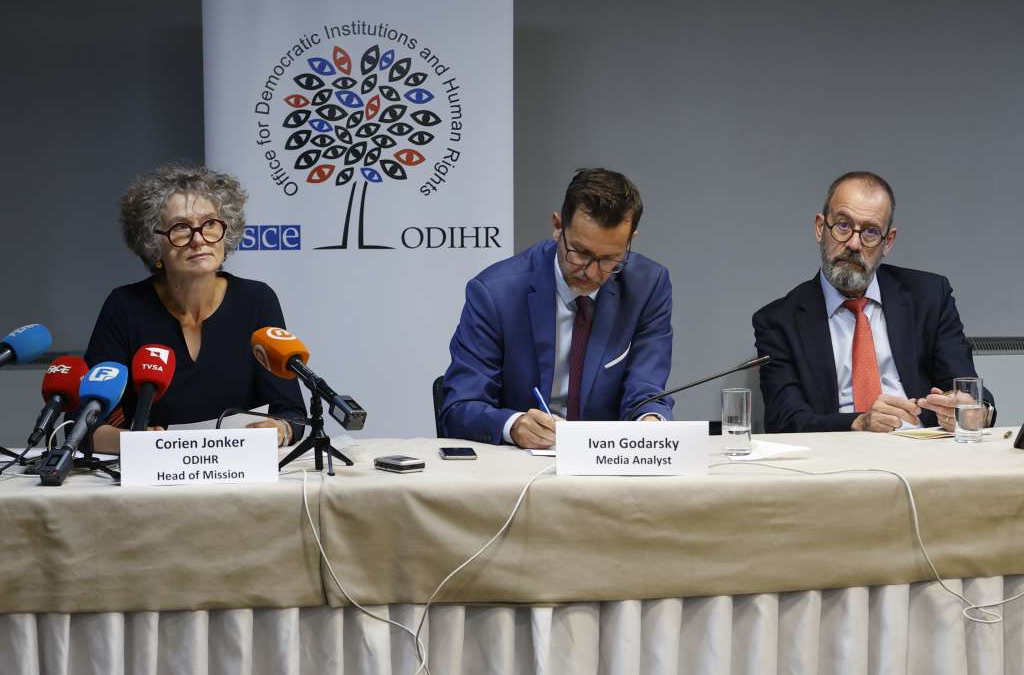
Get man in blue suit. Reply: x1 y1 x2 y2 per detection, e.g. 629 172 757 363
753 171 995 433
441 168 673 447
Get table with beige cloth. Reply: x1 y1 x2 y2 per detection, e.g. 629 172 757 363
0 429 1023 674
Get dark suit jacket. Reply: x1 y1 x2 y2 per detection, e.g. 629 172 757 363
441 239 674 444
753 264 993 433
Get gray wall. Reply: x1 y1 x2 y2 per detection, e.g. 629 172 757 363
1 0 1022 444
515 0 1024 424
1 2 204 353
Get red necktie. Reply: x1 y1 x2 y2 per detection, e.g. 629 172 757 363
842 297 882 412
567 296 595 421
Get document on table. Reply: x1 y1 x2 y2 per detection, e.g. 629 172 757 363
891 427 954 439
891 427 992 440
168 405 270 431
727 439 810 461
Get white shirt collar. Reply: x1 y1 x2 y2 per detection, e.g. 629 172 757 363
553 248 598 308
819 269 882 318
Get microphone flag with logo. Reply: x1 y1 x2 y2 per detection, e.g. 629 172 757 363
26 356 89 448
251 327 365 430
0 324 52 368
250 327 310 379
130 344 177 431
39 361 128 486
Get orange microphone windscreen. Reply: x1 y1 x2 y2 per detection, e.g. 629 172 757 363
250 327 310 379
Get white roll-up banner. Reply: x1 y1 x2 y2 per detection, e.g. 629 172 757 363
203 0 512 437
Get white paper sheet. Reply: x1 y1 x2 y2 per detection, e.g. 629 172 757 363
168 405 271 431
727 439 810 461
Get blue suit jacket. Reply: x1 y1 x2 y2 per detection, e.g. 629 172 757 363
753 264 994 433
441 240 674 444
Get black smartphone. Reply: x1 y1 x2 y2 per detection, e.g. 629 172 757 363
374 455 425 473
439 446 478 460
1014 426 1024 450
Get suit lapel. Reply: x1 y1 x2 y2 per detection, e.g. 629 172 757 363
528 243 557 401
580 277 620 415
878 267 918 395
795 275 840 412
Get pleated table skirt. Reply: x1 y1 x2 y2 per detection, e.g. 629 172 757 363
1 576 1021 675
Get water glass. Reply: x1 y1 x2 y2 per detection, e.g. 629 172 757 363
722 388 752 455
953 377 984 443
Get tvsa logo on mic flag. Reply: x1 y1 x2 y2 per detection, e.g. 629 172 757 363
145 347 170 364
239 225 302 251
89 366 121 382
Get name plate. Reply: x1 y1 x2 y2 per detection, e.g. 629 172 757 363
119 428 279 487
555 421 710 476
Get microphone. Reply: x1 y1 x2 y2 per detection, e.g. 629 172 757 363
39 361 128 486
626 355 771 418
0 324 52 368
130 344 176 431
250 327 366 430
26 356 89 449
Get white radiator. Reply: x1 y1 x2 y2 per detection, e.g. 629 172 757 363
970 337 1023 426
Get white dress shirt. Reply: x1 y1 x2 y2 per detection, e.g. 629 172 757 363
502 253 597 442
818 271 911 417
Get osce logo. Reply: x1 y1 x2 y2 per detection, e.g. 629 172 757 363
240 225 302 251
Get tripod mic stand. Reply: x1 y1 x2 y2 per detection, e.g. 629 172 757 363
75 444 120 481
0 444 26 462
278 393 353 476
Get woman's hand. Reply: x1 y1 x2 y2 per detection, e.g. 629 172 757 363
90 424 165 454
247 418 291 447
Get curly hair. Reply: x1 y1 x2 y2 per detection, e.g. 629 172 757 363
120 163 247 271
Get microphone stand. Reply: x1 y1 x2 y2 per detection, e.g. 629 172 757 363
0 443 37 474
0 444 25 462
278 393 353 476
75 443 120 482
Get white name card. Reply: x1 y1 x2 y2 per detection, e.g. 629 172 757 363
119 428 279 487
555 421 710 476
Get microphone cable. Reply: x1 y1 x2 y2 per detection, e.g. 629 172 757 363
714 461 1018 624
299 461 557 675
0 419 76 475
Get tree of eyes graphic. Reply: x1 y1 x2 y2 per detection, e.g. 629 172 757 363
280 45 442 249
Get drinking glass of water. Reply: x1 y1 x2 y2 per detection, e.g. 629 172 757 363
953 377 984 443
722 388 752 455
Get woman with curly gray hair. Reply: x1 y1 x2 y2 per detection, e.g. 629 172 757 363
84 164 306 452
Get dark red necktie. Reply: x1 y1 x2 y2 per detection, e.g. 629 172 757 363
567 296 595 421
842 297 882 412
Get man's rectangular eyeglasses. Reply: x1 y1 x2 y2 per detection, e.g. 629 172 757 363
823 216 889 248
154 219 227 247
560 228 630 274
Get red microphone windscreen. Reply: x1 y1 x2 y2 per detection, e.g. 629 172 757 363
131 344 177 401
41 356 89 412
250 327 310 379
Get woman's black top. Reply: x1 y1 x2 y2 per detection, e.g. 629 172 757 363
84 272 306 439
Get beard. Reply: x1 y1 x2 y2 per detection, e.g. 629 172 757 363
820 241 879 294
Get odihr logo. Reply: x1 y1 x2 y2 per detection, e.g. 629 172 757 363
249 22 492 251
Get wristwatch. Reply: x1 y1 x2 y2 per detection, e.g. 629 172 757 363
983 401 996 428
